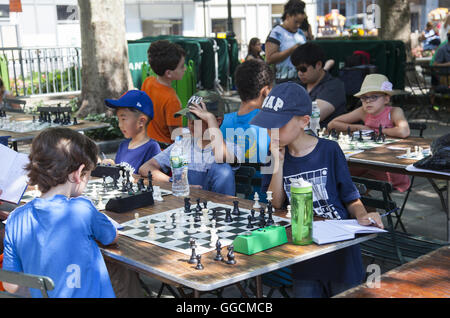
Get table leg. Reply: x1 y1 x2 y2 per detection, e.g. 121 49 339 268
194 289 200 298
255 275 263 298
447 180 450 242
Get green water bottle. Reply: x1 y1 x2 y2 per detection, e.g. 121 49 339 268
290 178 313 245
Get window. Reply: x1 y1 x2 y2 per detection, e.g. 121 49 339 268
56 5 79 21
0 4 10 19
142 20 182 37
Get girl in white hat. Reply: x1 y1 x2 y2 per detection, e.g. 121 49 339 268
328 74 411 192
328 74 410 138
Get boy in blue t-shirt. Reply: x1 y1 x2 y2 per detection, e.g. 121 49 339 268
3 127 118 298
102 90 161 174
251 82 384 298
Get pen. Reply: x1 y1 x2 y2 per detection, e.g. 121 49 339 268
380 207 398 218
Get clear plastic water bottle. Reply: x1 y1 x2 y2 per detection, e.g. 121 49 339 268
290 178 313 245
170 136 190 197
309 101 320 135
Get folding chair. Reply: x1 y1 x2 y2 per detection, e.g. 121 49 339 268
395 123 448 231
0 268 54 298
352 176 448 267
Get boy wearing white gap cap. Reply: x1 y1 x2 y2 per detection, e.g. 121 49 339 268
251 81 383 298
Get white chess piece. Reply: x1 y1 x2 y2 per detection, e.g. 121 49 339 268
164 213 173 229
97 195 106 210
173 221 184 239
406 147 411 158
199 216 208 232
253 192 261 209
153 186 163 201
210 228 218 247
134 212 140 226
187 216 196 234
266 191 273 202
286 205 291 218
148 223 156 239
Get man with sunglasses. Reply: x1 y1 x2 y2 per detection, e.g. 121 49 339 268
291 42 347 129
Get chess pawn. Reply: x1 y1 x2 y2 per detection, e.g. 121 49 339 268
214 240 223 261
134 212 140 226
195 254 204 270
147 223 156 239
253 192 261 209
187 216 196 234
286 205 292 218
209 228 218 247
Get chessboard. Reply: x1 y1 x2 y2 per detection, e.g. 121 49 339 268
395 145 431 160
318 128 398 158
20 178 172 210
118 200 291 256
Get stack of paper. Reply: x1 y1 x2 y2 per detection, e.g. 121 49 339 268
0 144 29 204
313 219 387 245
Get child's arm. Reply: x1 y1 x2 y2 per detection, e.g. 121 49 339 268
381 107 410 138
327 107 370 132
346 199 384 228
138 158 171 182
267 142 286 209
188 103 237 163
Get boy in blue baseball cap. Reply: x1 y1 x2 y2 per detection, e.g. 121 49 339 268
103 90 161 174
251 81 383 298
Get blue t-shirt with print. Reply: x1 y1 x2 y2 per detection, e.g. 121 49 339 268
266 24 306 81
264 138 364 285
115 138 161 174
3 195 117 298
220 109 270 164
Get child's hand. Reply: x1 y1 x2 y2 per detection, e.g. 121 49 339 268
269 141 285 163
357 212 384 229
188 102 215 123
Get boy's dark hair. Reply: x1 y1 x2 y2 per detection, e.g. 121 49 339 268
291 42 326 68
235 60 275 102
282 0 305 21
147 40 186 76
26 127 98 193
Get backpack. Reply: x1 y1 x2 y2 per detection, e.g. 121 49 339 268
414 133 450 172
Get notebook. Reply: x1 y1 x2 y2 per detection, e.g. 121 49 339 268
0 144 29 205
313 219 387 245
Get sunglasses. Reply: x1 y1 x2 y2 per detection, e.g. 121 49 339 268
360 94 384 103
296 65 310 73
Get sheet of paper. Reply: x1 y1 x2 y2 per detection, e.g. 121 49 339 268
312 221 354 245
405 164 450 177
324 219 387 234
0 144 29 204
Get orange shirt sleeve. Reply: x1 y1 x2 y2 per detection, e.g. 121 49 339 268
164 94 183 127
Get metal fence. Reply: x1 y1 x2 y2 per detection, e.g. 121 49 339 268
0 47 82 97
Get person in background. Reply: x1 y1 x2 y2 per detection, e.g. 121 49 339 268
245 38 264 61
420 21 441 51
0 78 20 110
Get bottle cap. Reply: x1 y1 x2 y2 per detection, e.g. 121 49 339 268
290 178 312 193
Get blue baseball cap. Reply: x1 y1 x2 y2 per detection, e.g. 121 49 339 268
250 82 312 129
104 90 154 119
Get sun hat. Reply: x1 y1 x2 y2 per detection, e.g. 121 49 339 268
104 90 154 119
354 74 396 97
174 90 225 120
249 81 312 129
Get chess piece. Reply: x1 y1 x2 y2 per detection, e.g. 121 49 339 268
134 212 140 226
266 191 273 202
196 198 202 212
253 192 261 209
358 130 363 142
184 197 191 213
153 186 163 201
214 240 223 261
246 215 254 229
194 208 201 223
203 201 208 209
210 228 218 247
164 213 173 229
266 207 275 226
147 223 156 239
224 208 233 223
226 245 236 265
188 239 197 264
286 205 292 218
147 171 153 192
195 254 204 270
232 200 240 216
250 209 257 221
187 216 196 234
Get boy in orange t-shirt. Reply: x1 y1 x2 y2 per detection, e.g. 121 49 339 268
142 40 186 146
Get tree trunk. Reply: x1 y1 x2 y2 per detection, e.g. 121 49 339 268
77 0 133 118
378 0 412 60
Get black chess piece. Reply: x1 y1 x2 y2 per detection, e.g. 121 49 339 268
224 208 233 223
184 197 191 213
203 201 208 209
250 209 257 221
102 175 107 191
246 215 254 229
188 239 197 264
147 171 153 191
73 117 78 125
232 200 240 216
259 208 266 228
112 174 119 190
214 240 223 261
195 254 204 270
196 198 202 212
358 130 363 142
226 245 236 265
266 208 274 226
137 178 144 191
347 126 351 137
194 209 201 222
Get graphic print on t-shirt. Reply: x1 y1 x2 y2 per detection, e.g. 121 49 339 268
284 168 342 220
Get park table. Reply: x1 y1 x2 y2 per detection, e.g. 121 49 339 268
345 137 450 241
100 182 375 298
334 245 450 298
0 112 110 151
